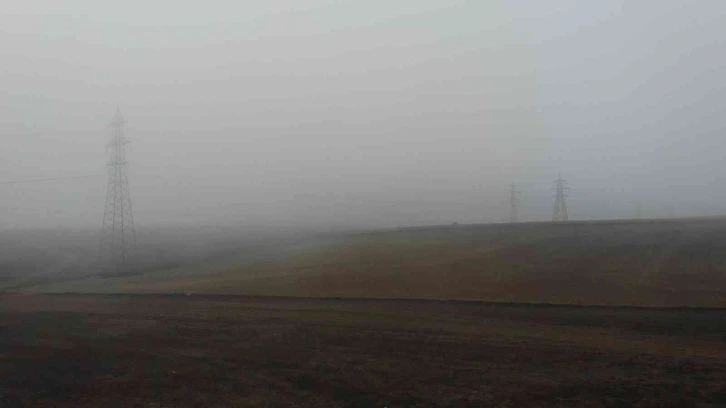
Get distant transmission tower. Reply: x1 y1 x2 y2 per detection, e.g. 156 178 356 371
98 108 137 270
509 183 519 223
552 174 568 222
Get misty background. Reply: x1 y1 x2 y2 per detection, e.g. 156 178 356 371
3 0 726 231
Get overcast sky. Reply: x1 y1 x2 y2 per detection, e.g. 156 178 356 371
2 0 726 230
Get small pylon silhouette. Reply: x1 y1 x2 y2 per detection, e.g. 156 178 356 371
552 173 568 222
509 183 519 223
98 107 137 270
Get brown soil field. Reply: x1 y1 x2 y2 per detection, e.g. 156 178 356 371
29 219 726 307
1 294 725 407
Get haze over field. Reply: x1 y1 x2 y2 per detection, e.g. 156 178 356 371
3 1 726 231
4 4 726 407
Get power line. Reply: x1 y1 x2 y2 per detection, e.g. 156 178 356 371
98 107 137 271
509 183 519 223
552 173 569 222
0 174 106 185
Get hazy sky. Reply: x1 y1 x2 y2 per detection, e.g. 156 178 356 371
2 0 726 230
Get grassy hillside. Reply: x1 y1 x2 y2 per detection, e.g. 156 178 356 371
26 219 726 307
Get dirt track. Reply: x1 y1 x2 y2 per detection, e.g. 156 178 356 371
2 294 725 407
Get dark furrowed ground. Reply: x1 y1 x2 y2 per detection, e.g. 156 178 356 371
1 294 725 407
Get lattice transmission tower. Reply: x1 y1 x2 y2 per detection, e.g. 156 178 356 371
552 173 568 222
98 108 137 269
509 183 519 223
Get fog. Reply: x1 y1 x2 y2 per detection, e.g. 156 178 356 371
3 0 726 231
